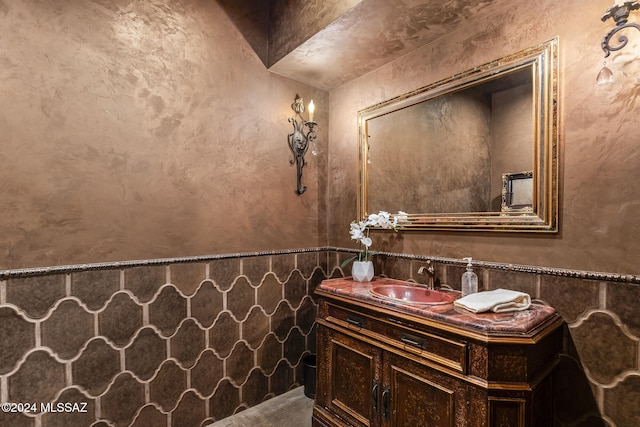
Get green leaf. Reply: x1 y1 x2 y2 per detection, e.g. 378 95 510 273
340 255 357 268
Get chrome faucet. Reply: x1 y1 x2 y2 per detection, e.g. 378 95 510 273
417 261 436 290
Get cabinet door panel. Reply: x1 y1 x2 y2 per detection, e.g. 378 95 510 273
386 353 468 427
320 326 382 426
390 366 454 427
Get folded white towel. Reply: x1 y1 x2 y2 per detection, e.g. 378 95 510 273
454 288 531 313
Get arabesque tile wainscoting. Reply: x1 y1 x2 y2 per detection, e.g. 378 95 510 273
0 250 339 427
1 249 639 427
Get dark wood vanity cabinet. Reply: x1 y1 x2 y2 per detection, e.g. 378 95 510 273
312 279 563 427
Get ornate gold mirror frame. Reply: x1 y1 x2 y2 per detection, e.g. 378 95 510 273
357 38 559 232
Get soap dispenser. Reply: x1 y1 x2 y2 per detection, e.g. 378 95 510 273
461 257 478 297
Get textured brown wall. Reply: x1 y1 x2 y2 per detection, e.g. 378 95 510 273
328 0 640 275
367 93 492 213
0 0 327 269
269 0 363 66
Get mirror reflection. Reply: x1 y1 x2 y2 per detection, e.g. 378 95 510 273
367 67 532 214
358 38 558 232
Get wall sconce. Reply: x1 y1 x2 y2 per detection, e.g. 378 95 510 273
598 1 640 85
288 94 317 195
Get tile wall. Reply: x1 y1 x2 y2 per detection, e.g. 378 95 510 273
2 249 638 426
0 250 342 427
373 254 640 427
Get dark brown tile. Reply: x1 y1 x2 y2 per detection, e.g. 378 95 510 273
376 256 412 281
8 350 65 403
148 285 187 337
226 341 254 386
149 360 186 411
227 277 255 321
243 256 270 286
209 258 241 291
171 390 206 427
284 328 305 366
125 327 167 381
242 306 269 350
190 280 223 328
0 307 35 374
0 411 34 427
71 269 120 310
130 404 168 427
540 275 599 323
488 269 537 295
553 355 602 426
170 319 205 368
606 281 640 337
296 252 318 278
309 268 330 301
569 312 636 384
242 368 269 407
72 337 120 396
42 299 93 359
124 265 165 303
446 264 485 292
307 323 317 354
604 375 640 427
101 372 145 427
257 273 282 315
209 311 239 358
270 359 294 396
170 262 206 296
318 250 332 276
210 379 240 421
284 270 307 309
256 333 282 375
99 291 143 347
272 253 296 282
40 387 96 427
6 274 66 319
271 300 294 341
191 349 224 397
296 296 316 334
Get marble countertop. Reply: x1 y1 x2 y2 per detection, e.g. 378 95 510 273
316 277 559 337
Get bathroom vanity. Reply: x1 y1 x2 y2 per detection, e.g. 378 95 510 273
312 277 563 427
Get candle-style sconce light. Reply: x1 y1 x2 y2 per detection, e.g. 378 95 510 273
288 94 317 195
598 1 640 85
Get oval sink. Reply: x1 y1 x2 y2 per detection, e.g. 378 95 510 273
370 285 456 305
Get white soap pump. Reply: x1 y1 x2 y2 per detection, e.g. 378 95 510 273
461 257 478 297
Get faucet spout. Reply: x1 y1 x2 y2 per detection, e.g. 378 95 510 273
417 261 436 290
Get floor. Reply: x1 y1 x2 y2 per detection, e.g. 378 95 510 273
207 387 314 427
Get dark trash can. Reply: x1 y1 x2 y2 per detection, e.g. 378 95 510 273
303 354 316 399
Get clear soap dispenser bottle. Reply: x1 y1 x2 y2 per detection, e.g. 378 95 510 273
461 257 478 297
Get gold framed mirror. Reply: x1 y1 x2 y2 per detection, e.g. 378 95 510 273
357 38 558 232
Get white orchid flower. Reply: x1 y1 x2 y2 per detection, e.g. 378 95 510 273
345 210 405 268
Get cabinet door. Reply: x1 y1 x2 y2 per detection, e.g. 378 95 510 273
317 325 382 426
384 352 469 427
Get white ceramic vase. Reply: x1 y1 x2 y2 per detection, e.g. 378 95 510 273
352 261 374 282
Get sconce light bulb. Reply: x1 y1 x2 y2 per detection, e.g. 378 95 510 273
308 100 315 122
596 63 614 85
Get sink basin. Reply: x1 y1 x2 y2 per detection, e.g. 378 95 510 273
370 285 456 305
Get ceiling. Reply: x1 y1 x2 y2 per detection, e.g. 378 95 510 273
217 0 505 91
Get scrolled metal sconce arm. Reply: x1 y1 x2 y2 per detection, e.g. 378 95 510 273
288 95 317 195
601 1 640 57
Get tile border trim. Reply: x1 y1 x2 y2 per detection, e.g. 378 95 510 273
2 247 639 284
